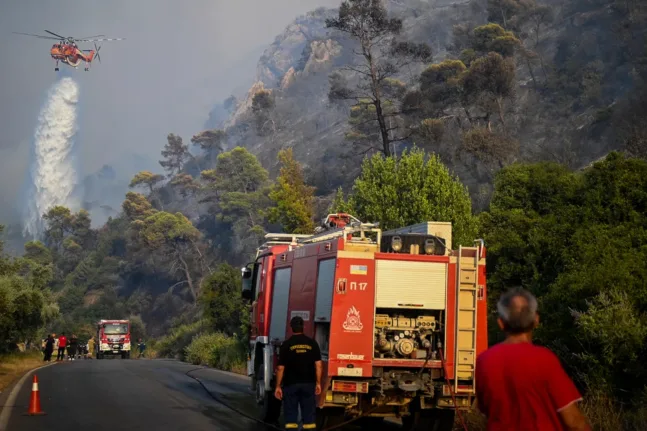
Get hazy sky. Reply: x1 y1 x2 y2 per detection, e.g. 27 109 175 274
0 0 341 223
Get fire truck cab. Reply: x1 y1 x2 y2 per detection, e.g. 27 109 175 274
96 319 131 359
241 214 487 430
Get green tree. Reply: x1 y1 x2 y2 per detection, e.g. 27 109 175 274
471 23 520 58
200 263 245 336
159 133 190 177
135 211 203 302
268 148 315 234
0 226 50 351
330 187 354 214
481 152 647 402
251 90 276 136
23 241 52 265
129 171 165 195
348 148 478 246
122 192 157 221
326 0 431 156
42 206 74 250
170 174 200 198
191 129 226 155
128 314 147 342
461 52 516 131
199 147 271 263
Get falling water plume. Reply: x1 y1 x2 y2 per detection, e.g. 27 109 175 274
23 77 81 240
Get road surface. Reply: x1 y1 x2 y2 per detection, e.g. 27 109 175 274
1 358 400 431
2 359 266 431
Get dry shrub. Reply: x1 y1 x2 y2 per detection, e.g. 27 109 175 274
461 127 519 168
0 351 44 392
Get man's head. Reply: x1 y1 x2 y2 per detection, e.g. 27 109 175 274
290 316 304 334
496 288 539 335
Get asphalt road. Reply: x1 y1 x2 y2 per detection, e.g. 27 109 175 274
1 358 407 431
2 358 267 431
1 358 401 431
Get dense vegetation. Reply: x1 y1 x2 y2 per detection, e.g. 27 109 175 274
2 0 646 428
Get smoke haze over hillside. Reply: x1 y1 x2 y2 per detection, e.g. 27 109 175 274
0 0 341 224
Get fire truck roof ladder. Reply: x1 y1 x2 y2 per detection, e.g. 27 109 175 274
297 222 381 245
258 233 312 254
454 242 480 395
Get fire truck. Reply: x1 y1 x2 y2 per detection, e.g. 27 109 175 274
96 319 131 359
241 214 487 430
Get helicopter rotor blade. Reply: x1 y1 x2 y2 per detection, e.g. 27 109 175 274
76 35 105 40
45 30 67 39
77 37 125 42
12 32 61 40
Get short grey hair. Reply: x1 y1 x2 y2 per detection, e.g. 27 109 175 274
496 288 538 334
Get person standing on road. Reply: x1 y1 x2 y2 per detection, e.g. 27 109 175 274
57 332 67 361
87 336 95 359
137 338 147 358
44 334 54 362
274 316 323 430
475 288 591 431
68 334 78 361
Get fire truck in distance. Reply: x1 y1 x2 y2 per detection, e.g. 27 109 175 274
241 213 487 430
96 319 131 359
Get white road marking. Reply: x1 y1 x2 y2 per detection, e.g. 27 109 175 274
0 362 57 430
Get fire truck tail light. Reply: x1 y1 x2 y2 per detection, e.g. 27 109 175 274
332 380 369 393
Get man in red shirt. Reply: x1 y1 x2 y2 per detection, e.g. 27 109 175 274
57 332 68 361
475 288 591 431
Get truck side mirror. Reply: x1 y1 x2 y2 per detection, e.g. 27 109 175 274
241 265 254 301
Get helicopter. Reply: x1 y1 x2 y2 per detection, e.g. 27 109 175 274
13 30 125 71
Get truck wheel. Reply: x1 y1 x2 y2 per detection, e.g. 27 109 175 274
97 353 103 360
256 366 281 424
315 407 345 429
402 409 455 431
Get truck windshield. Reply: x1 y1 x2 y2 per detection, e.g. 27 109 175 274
103 323 128 334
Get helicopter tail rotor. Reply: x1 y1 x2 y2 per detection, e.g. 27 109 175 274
94 42 101 63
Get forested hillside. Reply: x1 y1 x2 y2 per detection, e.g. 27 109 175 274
218 0 647 207
2 0 647 428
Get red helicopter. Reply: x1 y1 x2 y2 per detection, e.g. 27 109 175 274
13 30 125 71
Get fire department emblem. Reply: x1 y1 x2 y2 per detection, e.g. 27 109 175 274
342 306 363 332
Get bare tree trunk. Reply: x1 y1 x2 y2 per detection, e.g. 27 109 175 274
364 45 392 157
526 57 538 89
499 7 508 28
496 98 507 132
177 253 197 303
374 99 392 157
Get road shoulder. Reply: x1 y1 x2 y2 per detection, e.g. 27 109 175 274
0 361 57 431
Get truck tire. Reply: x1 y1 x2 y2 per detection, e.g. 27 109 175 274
256 366 281 424
97 353 103 360
402 409 455 431
122 352 130 359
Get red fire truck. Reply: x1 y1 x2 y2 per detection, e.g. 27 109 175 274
241 214 487 430
96 319 131 359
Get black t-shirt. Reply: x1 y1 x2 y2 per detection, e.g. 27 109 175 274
278 334 322 386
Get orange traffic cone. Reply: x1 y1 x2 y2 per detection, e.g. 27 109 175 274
27 374 46 415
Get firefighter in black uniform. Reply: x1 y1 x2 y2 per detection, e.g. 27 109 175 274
274 316 322 430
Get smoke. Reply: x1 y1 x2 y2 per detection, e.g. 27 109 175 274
23 77 81 240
